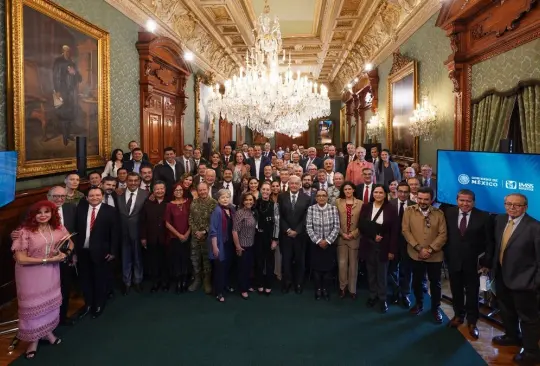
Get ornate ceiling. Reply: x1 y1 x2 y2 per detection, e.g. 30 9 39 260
106 0 441 98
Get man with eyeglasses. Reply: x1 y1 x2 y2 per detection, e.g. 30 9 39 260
402 186 447 324
388 182 417 308
484 193 540 364
47 186 77 325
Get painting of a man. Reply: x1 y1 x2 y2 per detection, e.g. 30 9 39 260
53 45 82 146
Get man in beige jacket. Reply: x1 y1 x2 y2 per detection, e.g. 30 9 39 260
402 186 447 323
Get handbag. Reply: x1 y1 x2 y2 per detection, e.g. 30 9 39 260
361 206 384 239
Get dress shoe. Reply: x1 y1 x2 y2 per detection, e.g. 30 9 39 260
401 296 411 309
339 289 346 299
380 301 388 313
433 309 443 324
150 283 160 293
448 316 464 328
322 289 330 301
122 285 130 296
409 303 423 315
492 334 522 347
366 298 377 308
468 324 479 339
513 350 540 365
92 307 104 319
315 289 322 300
282 283 291 294
162 283 170 292
350 293 357 300
295 285 303 294
134 283 143 293
77 306 92 320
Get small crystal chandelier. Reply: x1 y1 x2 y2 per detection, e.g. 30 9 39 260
207 0 330 137
409 96 437 141
366 112 384 141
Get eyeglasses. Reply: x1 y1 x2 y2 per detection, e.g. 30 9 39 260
504 203 526 208
51 195 67 199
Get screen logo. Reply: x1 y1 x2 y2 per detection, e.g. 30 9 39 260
505 180 517 189
458 174 470 185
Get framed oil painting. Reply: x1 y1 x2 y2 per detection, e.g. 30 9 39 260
6 0 111 178
316 119 334 145
386 52 418 163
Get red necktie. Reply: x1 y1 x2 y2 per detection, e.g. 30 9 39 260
363 186 369 202
90 207 96 231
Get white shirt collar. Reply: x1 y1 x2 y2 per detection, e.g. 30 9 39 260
89 203 102 211
510 213 525 225
318 203 328 210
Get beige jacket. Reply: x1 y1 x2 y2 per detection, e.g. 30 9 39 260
336 198 363 249
402 205 447 262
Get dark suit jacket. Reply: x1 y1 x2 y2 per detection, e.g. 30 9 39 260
175 156 196 175
117 189 149 242
123 152 149 162
301 157 323 170
153 162 185 199
278 191 311 237
60 203 77 233
313 182 333 191
216 181 241 207
75 201 120 262
248 157 272 181
354 183 375 203
209 184 221 201
389 198 417 255
487 213 540 291
300 188 317 206
344 154 357 171
421 178 438 201
193 158 209 171
262 151 275 160
358 202 399 262
123 160 153 173
443 207 493 272
324 156 346 175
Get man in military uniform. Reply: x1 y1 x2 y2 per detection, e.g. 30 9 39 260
188 182 217 293
402 186 447 324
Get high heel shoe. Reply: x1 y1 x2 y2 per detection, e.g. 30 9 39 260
215 294 225 302
241 292 249 300
25 350 37 359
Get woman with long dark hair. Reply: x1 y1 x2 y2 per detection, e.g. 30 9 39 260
102 148 124 178
230 151 250 184
11 200 72 359
359 184 399 313
209 152 223 181
254 182 280 295
247 177 260 199
375 149 401 186
232 192 257 299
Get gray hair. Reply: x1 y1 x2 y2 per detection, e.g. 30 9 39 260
505 193 528 206
48 186 66 196
216 188 231 199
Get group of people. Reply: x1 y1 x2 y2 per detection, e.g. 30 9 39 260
10 140 540 365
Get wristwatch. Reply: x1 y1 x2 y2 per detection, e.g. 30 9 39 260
427 248 433 254
414 244 421 252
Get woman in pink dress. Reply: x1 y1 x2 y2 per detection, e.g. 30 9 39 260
11 200 70 359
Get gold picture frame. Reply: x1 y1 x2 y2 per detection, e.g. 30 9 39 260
340 105 347 144
6 0 111 178
386 52 419 163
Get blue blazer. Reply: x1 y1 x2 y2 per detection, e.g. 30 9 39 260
208 204 236 261
375 161 402 185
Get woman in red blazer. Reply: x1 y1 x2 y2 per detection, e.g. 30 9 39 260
358 184 399 314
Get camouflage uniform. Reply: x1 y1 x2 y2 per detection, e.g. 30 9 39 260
188 196 217 292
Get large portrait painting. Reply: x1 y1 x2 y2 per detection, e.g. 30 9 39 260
7 0 110 178
194 75 214 149
316 119 334 145
386 52 418 163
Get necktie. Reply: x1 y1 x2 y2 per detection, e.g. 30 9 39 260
225 156 229 164
186 159 190 172
104 193 110 205
291 194 296 209
126 192 134 214
146 184 150 191
499 219 515 264
459 212 467 236
90 207 96 231
363 185 369 202
226 183 230 189
399 201 405 220
282 183 285 191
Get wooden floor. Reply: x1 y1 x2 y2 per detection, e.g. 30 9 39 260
0 279 517 365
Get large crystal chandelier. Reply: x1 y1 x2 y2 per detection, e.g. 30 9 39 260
409 96 437 141
366 112 384 141
207 0 330 136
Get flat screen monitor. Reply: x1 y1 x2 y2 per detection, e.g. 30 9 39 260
0 151 17 208
437 150 540 219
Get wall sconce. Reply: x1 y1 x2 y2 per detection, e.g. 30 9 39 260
409 95 437 141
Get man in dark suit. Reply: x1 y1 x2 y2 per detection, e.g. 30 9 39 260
123 140 149 162
192 148 209 171
123 148 152 174
248 145 271 181
117 173 149 294
444 189 493 339
101 176 119 208
75 187 119 319
485 193 540 364
387 182 417 308
420 164 437 201
278 175 311 294
175 144 196 175
301 147 323 171
220 168 241 207
205 169 220 200
343 143 357 172
221 144 233 166
153 146 185 200
47 186 77 325
300 174 317 205
324 145 346 175
262 142 275 159
355 167 375 202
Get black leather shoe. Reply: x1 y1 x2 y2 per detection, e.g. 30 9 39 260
122 285 130 296
409 303 423 315
433 309 443 324
322 289 330 301
92 307 103 319
295 285 303 294
366 298 377 308
468 324 479 339
401 296 411 309
77 306 91 320
282 283 291 294
380 301 388 313
150 284 159 293
492 334 522 347
315 289 322 300
513 350 540 365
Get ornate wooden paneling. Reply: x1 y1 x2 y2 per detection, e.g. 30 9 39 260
219 117 233 150
436 0 540 150
136 32 190 163
274 132 308 151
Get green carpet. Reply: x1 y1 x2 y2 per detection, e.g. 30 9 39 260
12 287 486 366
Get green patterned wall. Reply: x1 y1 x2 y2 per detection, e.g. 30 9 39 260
0 0 140 190
472 38 540 99
377 13 454 170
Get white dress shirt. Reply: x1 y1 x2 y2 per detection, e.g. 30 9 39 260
290 191 298 205
103 192 115 207
371 204 384 224
507 213 525 234
133 161 142 174
140 181 152 191
166 161 177 180
84 203 102 248
326 172 334 185
125 188 139 215
223 181 234 202
281 182 288 191
362 183 373 200
254 158 262 178
397 200 408 216
458 209 471 228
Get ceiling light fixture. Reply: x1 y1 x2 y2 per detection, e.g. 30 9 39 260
146 19 157 33
184 51 194 61
365 63 373 71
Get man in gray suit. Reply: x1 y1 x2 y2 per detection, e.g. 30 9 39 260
485 193 540 364
420 164 437 200
118 172 149 294
176 144 196 175
388 182 417 307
